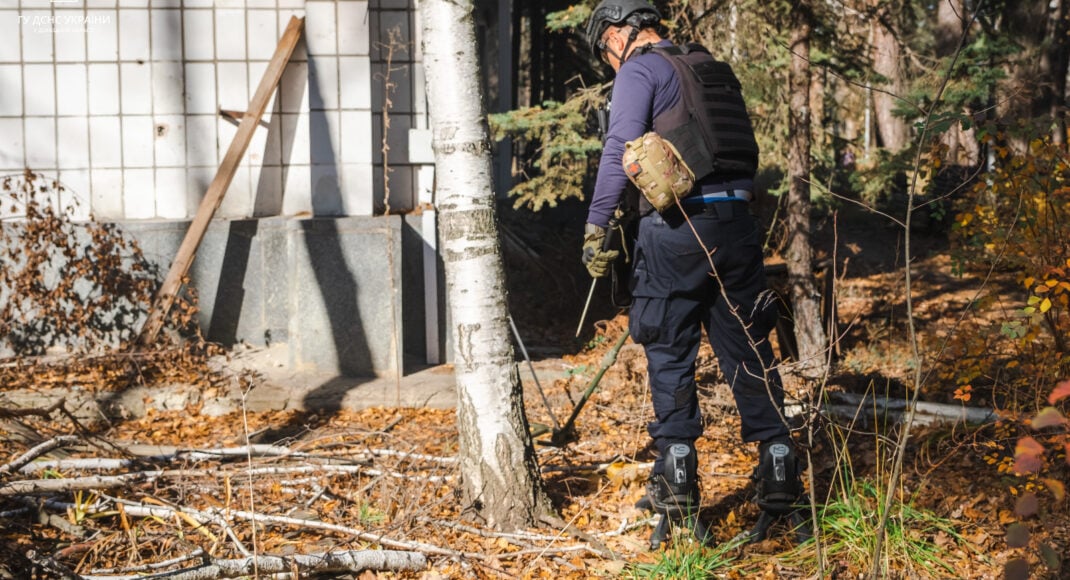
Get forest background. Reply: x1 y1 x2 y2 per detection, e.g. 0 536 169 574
488 0 1070 577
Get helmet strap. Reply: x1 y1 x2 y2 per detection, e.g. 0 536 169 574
620 25 641 64
603 45 623 64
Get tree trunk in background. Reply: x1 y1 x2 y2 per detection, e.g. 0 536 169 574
787 2 828 379
872 5 909 152
935 0 980 166
418 0 551 530
999 0 1069 149
1043 0 1068 146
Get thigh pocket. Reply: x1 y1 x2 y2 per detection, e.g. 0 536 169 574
629 297 667 345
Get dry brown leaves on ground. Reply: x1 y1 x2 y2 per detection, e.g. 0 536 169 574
0 314 1061 578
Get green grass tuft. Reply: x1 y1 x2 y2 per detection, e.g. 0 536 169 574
627 523 745 579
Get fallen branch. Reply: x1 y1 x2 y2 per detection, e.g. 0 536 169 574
119 441 458 466
788 392 998 427
0 470 162 495
20 457 161 474
5 463 452 495
25 550 81 580
495 544 596 560
0 399 67 421
125 495 250 557
540 460 651 474
415 516 547 543
44 498 475 560
235 463 450 482
0 435 81 476
79 549 427 580
538 513 615 559
217 507 468 559
0 506 32 518
597 515 657 538
361 448 457 464
90 549 206 575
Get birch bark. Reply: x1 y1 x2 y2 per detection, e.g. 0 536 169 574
417 0 550 530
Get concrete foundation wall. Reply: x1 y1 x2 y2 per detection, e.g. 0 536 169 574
122 215 416 378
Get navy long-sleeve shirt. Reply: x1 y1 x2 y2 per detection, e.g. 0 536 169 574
587 40 680 229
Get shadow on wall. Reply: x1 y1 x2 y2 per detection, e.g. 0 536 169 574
205 41 379 419
301 52 375 412
207 52 295 347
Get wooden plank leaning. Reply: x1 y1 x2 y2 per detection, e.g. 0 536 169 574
136 16 305 347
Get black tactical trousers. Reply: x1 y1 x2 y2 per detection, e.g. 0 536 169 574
628 202 789 473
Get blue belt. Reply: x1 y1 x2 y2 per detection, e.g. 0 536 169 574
682 189 753 204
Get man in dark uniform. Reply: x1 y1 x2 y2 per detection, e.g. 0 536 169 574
581 0 806 545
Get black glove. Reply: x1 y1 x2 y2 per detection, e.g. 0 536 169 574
582 224 619 278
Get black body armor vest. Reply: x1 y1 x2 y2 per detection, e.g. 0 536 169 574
645 43 759 181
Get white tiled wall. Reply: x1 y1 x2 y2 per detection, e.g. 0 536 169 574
1 1 381 220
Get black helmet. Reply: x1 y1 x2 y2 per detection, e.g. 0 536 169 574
585 0 662 59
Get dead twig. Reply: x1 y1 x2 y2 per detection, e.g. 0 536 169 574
0 470 162 495
88 549 206 575
0 435 81 477
43 498 474 560
3 462 453 495
415 515 545 545
538 513 616 559
25 550 82 580
0 399 67 421
78 549 427 580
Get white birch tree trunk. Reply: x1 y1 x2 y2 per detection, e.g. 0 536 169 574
417 0 550 530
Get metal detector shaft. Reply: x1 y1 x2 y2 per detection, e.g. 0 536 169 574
509 314 561 431
558 330 629 436
575 279 598 337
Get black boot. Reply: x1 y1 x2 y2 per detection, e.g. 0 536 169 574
635 442 710 548
747 438 810 543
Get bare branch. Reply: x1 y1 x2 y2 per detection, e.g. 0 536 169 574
44 498 474 560
78 549 427 580
4 462 452 495
0 435 81 477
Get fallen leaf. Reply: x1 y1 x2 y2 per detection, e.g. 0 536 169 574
1050 380 1070 405
1005 559 1029 580
1042 478 1065 501
606 462 645 486
1040 543 1061 570
968 530 990 547
1006 523 1030 548
1014 493 1038 518
1013 437 1045 474
1031 407 1067 429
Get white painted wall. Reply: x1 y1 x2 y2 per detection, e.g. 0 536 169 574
0 0 383 220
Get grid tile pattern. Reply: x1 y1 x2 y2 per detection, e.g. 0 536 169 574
369 0 416 214
1 1 381 220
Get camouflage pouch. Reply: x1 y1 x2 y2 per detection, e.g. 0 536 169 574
622 132 695 213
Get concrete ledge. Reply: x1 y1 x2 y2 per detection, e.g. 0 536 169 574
117 216 410 378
